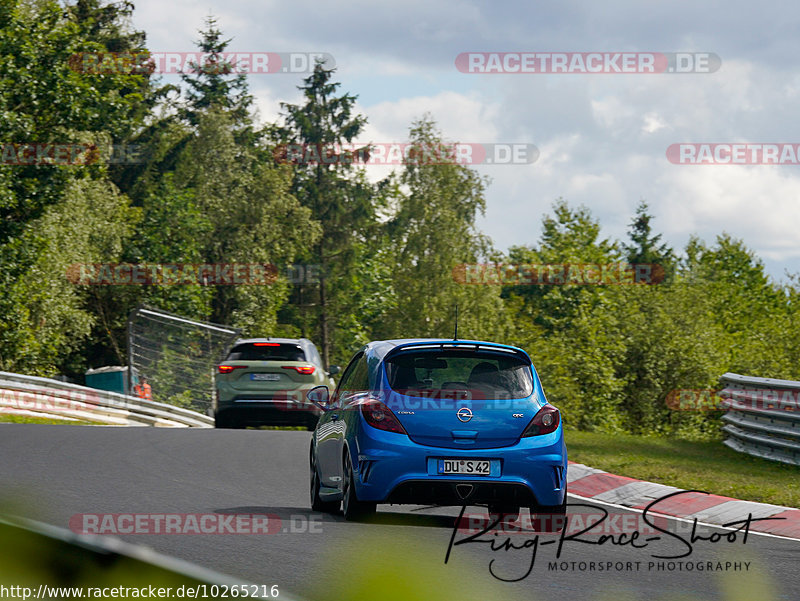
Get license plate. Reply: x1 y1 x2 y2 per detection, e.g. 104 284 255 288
251 373 280 381
437 459 491 475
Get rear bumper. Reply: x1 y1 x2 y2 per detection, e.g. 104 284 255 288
385 480 537 506
350 424 567 507
216 400 321 427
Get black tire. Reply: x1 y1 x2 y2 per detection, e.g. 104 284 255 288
310 452 339 513
341 452 376 521
488 504 521 524
214 412 238 429
530 488 567 532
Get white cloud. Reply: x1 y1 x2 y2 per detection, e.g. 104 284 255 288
659 166 800 259
363 92 500 143
642 113 667 134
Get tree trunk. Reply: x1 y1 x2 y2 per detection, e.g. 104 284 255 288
318 238 330 369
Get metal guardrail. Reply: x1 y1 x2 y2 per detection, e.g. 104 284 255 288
0 371 213 427
719 372 800 466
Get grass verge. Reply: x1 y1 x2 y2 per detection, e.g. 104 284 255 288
565 429 800 508
0 414 100 426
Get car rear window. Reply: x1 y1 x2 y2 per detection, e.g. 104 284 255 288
384 350 533 399
225 343 305 362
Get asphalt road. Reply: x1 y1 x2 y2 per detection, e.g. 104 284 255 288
0 424 798 600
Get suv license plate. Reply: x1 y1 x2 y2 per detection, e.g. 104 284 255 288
251 374 280 381
438 459 490 475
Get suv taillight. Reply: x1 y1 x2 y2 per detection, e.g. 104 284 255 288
217 365 246 374
360 399 407 434
282 365 315 375
522 405 560 436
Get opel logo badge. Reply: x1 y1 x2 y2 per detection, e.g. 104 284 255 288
457 407 473 423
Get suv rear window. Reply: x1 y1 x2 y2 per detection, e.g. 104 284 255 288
385 350 533 399
225 343 305 362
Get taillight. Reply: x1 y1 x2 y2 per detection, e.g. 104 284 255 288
360 399 407 434
522 405 560 437
254 342 280 346
282 365 315 375
218 365 246 374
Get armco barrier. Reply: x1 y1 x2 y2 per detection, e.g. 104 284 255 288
719 372 800 466
0 371 212 427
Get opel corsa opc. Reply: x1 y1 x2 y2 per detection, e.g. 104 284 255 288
308 339 567 520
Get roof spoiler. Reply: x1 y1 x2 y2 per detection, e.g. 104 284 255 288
384 340 530 362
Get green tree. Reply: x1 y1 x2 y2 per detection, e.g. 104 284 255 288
373 118 507 342
277 62 376 367
0 0 153 375
180 16 253 128
172 109 319 332
0 0 152 239
682 234 790 378
501 200 625 430
505 199 620 332
612 282 728 437
111 18 318 342
624 200 675 281
67 0 146 52
0 179 137 373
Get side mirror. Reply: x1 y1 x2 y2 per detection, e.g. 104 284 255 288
326 365 341 377
306 385 331 410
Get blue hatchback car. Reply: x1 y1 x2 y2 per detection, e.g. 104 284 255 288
308 339 567 521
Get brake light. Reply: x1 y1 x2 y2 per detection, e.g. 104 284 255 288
522 405 560 436
360 399 407 434
254 342 281 346
217 365 246 374
282 365 315 375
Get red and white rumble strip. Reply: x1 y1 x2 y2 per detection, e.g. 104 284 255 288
567 461 800 540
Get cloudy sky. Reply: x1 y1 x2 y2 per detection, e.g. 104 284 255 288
131 1 800 281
